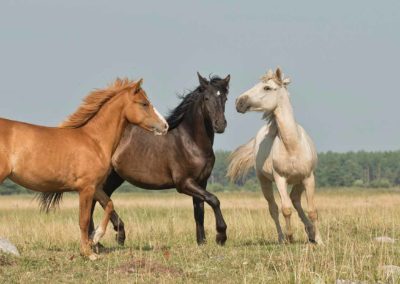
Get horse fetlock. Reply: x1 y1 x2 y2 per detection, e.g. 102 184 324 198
305 224 316 239
116 231 126 246
92 227 105 245
216 232 227 246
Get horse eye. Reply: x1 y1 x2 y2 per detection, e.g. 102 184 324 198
264 86 272 91
205 96 209 101
142 102 149 107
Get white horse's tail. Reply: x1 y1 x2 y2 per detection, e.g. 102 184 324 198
227 138 256 182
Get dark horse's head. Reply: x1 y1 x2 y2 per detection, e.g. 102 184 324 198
167 72 230 134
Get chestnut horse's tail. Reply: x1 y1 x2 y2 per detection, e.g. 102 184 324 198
37 192 63 213
227 137 256 182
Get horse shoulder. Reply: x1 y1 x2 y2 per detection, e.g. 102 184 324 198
296 124 317 169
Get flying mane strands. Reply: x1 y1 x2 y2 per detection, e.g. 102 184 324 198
166 76 227 130
60 78 141 129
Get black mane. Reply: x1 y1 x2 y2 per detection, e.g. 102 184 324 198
166 76 227 130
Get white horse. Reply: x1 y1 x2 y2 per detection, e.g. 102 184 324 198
227 68 322 244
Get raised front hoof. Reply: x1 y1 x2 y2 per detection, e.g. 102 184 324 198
216 233 227 246
115 232 126 246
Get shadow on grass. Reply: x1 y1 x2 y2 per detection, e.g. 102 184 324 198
92 243 129 254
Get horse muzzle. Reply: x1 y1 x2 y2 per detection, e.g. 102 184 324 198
152 122 169 136
235 96 250 113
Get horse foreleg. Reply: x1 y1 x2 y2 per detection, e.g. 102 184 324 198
273 173 294 243
91 189 114 245
258 173 284 243
303 173 323 245
79 186 97 260
290 184 315 243
193 196 206 245
178 179 227 245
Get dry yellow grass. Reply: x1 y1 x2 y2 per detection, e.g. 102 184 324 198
0 189 400 283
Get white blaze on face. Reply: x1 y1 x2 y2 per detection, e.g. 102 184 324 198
216 91 221 96
153 106 168 132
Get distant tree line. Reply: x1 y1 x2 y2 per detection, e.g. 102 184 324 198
209 150 400 189
1 150 400 195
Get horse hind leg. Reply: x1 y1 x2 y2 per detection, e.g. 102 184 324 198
0 161 11 184
302 173 323 245
290 184 316 243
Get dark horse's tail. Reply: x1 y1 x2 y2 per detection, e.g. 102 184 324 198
36 192 63 213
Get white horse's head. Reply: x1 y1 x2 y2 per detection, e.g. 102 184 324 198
236 67 291 115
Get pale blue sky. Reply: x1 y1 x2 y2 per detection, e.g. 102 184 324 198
0 0 399 152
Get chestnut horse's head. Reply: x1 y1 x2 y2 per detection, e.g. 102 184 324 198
125 79 168 135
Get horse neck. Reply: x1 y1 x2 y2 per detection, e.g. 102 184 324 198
273 91 300 155
181 103 214 151
82 94 128 159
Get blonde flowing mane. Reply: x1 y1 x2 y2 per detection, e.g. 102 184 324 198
60 78 139 128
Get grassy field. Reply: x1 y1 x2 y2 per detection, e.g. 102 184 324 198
1 188 400 283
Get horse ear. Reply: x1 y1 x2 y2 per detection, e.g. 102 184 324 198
197 72 208 87
283 77 291 86
275 67 283 82
133 78 143 93
136 78 143 88
223 74 231 86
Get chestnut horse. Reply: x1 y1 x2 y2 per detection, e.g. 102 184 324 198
1 78 168 259
90 73 230 246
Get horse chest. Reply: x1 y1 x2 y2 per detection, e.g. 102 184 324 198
270 142 313 183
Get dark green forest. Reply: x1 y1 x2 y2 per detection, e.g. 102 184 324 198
1 150 400 195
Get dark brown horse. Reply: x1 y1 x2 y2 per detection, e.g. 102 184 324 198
90 73 230 246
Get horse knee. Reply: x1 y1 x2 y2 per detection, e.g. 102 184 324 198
282 207 292 218
205 195 220 208
308 210 318 221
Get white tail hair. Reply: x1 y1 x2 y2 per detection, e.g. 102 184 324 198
227 138 256 182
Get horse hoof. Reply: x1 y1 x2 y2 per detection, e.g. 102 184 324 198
116 233 126 246
88 253 99 261
216 234 227 246
286 235 294 243
197 239 207 246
